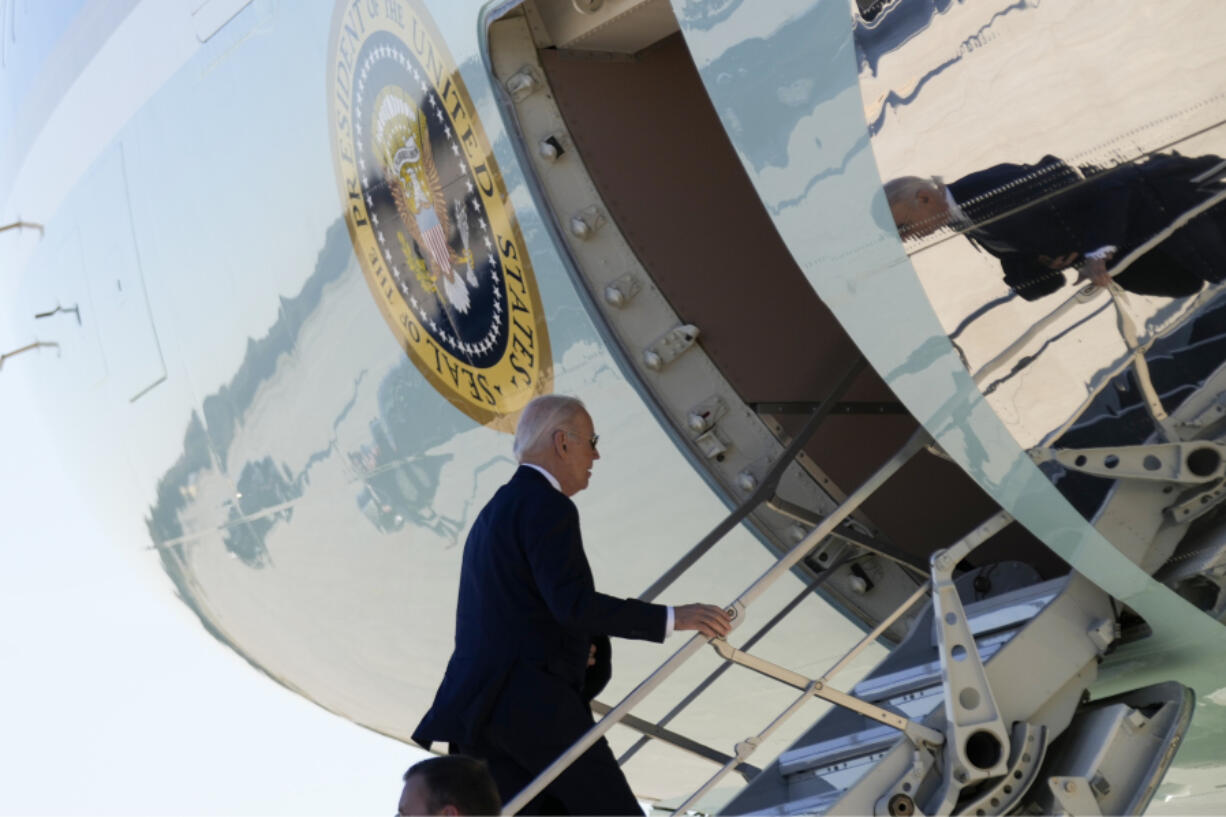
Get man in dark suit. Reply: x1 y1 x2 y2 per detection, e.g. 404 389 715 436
885 152 1226 300
412 395 732 815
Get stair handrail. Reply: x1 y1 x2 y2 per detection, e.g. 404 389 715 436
614 564 850 768
972 187 1226 397
673 511 1013 814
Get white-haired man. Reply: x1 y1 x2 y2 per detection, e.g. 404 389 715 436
413 395 731 815
885 152 1226 300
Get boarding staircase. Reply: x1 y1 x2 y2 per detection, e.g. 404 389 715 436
495 419 1191 816
495 329 1202 816
722 567 1109 816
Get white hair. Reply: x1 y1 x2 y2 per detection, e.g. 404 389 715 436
513 395 588 462
883 175 943 208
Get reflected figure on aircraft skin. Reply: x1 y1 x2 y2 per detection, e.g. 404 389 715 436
886 152 1226 300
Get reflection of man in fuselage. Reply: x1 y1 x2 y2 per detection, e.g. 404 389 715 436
886 153 1226 301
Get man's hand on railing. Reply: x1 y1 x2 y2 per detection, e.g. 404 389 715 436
1076 252 1114 288
674 604 733 639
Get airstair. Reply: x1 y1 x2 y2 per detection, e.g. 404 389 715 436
498 425 1193 816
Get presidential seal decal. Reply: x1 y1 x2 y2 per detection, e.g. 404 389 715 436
328 0 551 428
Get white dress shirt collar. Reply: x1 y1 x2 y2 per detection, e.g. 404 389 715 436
944 186 970 227
522 462 561 492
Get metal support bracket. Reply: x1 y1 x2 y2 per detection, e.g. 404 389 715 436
1031 441 1226 484
874 744 936 817
1167 479 1226 524
954 722 1047 816
930 512 1015 797
1176 390 1226 434
504 65 542 100
1049 775 1104 816
642 323 699 371
709 639 944 748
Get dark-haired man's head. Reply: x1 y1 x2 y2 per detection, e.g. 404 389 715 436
398 755 501 816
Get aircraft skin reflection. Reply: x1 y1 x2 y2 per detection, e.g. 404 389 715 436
7 0 1226 813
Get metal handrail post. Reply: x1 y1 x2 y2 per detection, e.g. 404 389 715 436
638 356 866 602
500 429 929 815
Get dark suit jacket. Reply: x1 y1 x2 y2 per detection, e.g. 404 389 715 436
412 466 667 753
949 153 1226 300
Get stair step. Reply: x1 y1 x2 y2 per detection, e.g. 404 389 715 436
851 629 1010 704
722 576 1081 816
779 724 898 776
768 582 1066 797
780 789 844 816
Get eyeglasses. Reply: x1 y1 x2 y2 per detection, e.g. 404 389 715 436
565 430 599 451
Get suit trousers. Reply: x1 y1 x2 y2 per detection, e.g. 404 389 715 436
455 732 642 816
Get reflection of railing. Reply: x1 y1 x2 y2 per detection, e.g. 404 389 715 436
967 187 1226 439
34 303 81 325
0 220 44 236
0 340 60 371
948 293 1014 343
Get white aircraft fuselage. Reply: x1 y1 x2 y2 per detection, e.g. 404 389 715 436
6 0 1226 812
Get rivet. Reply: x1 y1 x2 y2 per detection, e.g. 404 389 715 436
604 284 626 308
505 70 538 100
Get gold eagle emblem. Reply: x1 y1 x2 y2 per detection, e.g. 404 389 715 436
372 86 477 313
